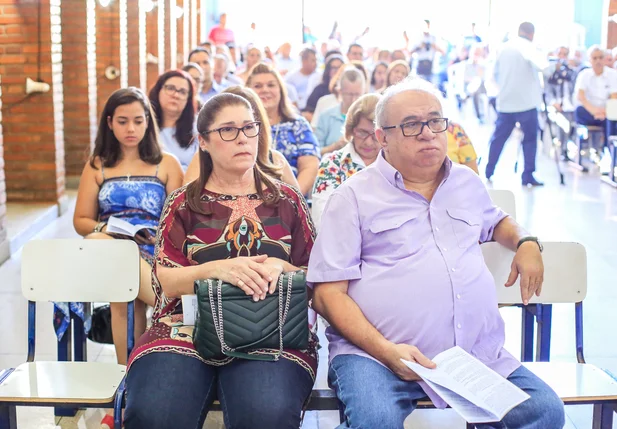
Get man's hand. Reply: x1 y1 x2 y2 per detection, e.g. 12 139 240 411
382 343 436 381
505 241 544 305
592 107 607 120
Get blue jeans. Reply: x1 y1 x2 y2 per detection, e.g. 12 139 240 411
329 354 565 429
124 352 314 429
486 108 539 181
574 105 617 149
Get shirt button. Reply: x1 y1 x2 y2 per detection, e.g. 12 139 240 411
443 247 447 252
435 227 440 232
457 294 461 299
451 268 456 272
457 324 462 329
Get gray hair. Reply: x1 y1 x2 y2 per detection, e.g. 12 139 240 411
587 44 604 58
374 76 444 129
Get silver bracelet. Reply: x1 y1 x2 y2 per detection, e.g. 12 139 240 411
93 222 107 233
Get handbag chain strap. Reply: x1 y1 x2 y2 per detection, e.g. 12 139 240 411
208 272 295 360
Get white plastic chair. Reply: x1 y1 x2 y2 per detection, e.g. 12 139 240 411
0 239 140 429
487 189 516 220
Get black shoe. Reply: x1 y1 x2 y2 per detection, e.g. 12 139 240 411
522 176 544 187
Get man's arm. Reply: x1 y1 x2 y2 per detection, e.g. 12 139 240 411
313 280 435 380
492 216 543 305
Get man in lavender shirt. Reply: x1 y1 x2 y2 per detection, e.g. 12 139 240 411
307 78 565 428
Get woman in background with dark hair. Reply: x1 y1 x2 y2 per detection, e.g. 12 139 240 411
370 61 388 92
149 70 198 171
303 54 345 121
124 93 317 429
72 87 183 429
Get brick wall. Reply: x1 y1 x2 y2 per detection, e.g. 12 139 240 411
0 0 66 203
61 0 95 178
96 0 120 117
0 75 8 263
127 0 146 90
146 8 159 91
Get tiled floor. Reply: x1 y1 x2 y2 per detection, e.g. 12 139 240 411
1 104 616 428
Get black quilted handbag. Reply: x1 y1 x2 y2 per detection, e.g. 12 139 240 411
193 270 309 361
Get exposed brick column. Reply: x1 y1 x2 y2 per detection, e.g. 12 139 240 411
161 0 177 71
96 0 121 117
0 0 67 208
127 0 146 90
146 7 159 90
0 76 8 264
61 0 97 183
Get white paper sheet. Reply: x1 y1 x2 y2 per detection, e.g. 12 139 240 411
403 346 529 423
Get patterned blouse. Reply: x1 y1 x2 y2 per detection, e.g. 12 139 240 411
447 121 478 165
272 117 320 176
311 142 366 231
128 182 319 381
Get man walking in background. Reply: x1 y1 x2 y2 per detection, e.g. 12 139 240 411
486 22 547 186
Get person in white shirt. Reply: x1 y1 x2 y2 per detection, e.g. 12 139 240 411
275 42 298 76
285 48 318 110
485 22 547 186
574 45 617 145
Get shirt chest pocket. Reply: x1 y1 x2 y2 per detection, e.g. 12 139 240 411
367 214 426 257
447 208 482 249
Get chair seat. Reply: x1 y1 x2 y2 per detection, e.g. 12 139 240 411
0 362 125 404
524 362 617 403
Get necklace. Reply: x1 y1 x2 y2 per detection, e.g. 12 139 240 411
126 173 131 182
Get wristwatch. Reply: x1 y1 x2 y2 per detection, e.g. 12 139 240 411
517 236 543 252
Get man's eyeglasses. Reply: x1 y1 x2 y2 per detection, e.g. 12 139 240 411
382 118 449 137
163 84 190 99
353 129 378 142
203 121 261 142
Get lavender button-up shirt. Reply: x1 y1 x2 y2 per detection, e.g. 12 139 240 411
307 152 520 408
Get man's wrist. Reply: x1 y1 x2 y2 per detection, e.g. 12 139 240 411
517 236 543 252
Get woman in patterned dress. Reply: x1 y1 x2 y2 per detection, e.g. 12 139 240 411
246 62 320 195
311 93 382 230
72 87 183 428
124 93 318 429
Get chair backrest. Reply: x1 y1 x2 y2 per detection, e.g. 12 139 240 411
481 241 587 304
487 189 516 220
21 239 140 303
607 99 617 121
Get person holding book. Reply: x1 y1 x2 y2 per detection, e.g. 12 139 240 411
72 87 183 428
122 93 317 429
149 70 199 171
307 77 565 428
183 86 299 189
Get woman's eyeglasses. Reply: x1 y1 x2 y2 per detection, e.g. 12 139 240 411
353 129 378 142
162 84 190 99
203 122 261 141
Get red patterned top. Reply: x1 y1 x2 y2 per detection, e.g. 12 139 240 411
128 181 319 380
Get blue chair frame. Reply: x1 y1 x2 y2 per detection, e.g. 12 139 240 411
0 300 134 429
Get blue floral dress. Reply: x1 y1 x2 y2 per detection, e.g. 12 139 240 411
98 164 167 263
271 117 320 176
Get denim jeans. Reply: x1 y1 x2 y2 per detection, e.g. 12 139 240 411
485 108 539 181
124 352 314 429
574 105 617 150
329 354 565 429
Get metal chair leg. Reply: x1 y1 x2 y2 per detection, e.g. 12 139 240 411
592 403 615 429
0 404 17 429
